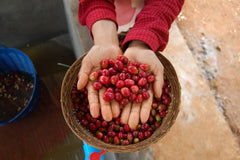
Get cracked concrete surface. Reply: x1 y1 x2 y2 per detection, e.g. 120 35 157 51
176 0 240 146
152 23 240 160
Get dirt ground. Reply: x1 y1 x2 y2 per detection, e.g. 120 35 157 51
176 0 240 146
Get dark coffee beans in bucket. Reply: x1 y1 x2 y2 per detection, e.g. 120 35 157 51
0 71 34 121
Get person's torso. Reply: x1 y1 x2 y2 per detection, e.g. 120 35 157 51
114 0 144 33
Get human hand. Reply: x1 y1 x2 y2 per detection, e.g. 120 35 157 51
77 45 122 121
121 41 164 129
77 20 122 122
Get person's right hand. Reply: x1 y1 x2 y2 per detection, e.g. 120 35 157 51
77 20 122 122
77 44 122 121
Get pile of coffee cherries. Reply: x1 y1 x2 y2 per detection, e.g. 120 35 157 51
89 55 156 105
71 56 172 145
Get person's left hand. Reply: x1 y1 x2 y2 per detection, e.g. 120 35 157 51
121 41 164 129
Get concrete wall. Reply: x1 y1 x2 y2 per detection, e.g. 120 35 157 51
0 0 68 48
63 0 93 58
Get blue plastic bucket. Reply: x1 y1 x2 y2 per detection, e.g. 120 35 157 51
0 44 41 126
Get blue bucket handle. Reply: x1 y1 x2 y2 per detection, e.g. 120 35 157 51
0 44 8 50
83 141 105 160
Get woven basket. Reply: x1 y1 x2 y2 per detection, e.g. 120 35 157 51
61 52 181 153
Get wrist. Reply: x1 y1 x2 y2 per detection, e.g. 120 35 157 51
92 20 119 47
128 40 150 50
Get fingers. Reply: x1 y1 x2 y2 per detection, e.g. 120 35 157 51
140 87 154 123
77 58 92 90
99 88 113 121
120 103 131 124
87 82 100 118
152 64 164 98
111 100 120 118
128 102 141 129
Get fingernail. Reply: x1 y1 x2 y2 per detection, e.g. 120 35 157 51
77 80 81 90
154 93 160 99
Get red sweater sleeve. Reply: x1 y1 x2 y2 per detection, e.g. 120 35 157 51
78 0 117 34
121 0 184 52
